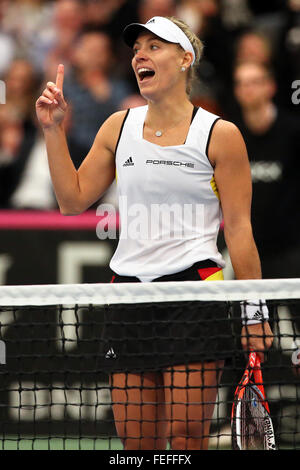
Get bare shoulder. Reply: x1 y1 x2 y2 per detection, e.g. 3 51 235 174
213 119 241 137
208 119 247 166
104 109 129 129
95 110 129 154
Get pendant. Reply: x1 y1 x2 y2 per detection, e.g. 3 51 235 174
155 131 162 137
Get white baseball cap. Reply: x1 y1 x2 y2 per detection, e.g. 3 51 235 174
123 16 196 66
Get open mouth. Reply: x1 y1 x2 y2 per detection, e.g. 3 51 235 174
137 68 155 82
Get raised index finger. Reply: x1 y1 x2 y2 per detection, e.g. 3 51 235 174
56 64 64 91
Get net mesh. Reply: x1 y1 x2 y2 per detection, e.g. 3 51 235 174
0 279 299 450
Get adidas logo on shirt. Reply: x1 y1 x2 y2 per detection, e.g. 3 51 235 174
105 348 117 359
123 157 134 167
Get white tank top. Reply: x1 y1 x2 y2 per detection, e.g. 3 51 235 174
110 105 225 282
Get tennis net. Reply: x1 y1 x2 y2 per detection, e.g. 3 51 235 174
0 279 299 450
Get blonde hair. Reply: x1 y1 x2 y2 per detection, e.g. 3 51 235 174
166 16 204 96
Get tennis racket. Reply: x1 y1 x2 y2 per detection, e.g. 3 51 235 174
231 352 276 450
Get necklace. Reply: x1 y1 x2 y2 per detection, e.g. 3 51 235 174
147 106 195 138
154 113 192 137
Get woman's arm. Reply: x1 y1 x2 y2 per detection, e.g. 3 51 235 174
210 120 260 278
209 120 273 360
36 64 125 215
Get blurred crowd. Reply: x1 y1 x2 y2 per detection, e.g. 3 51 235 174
0 0 299 278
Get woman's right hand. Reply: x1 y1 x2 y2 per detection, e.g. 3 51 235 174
36 64 67 129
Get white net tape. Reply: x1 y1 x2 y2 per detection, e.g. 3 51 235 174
0 278 299 306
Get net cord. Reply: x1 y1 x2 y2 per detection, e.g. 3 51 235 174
0 278 299 306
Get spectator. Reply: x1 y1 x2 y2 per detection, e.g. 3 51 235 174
38 0 86 77
63 30 131 169
9 125 56 210
3 58 39 121
0 58 39 207
1 0 54 72
176 0 231 114
85 0 128 29
0 55 63 210
274 0 300 111
138 0 176 23
247 0 287 16
284 0 300 81
230 61 300 279
234 30 273 66
84 0 139 45
0 104 37 208
177 0 219 34
220 0 253 32
0 5 16 76
221 29 275 116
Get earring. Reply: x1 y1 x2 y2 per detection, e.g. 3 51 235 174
181 66 186 72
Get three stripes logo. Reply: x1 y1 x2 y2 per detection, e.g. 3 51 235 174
105 348 117 360
123 157 134 167
253 310 264 321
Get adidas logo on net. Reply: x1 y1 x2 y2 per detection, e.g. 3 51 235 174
123 157 134 167
105 348 117 360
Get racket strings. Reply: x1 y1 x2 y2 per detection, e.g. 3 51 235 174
236 385 275 450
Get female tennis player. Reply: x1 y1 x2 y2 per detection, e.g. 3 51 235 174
36 16 273 450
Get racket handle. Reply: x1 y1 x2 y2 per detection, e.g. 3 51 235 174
253 354 270 413
254 354 262 383
240 352 256 386
248 351 257 369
